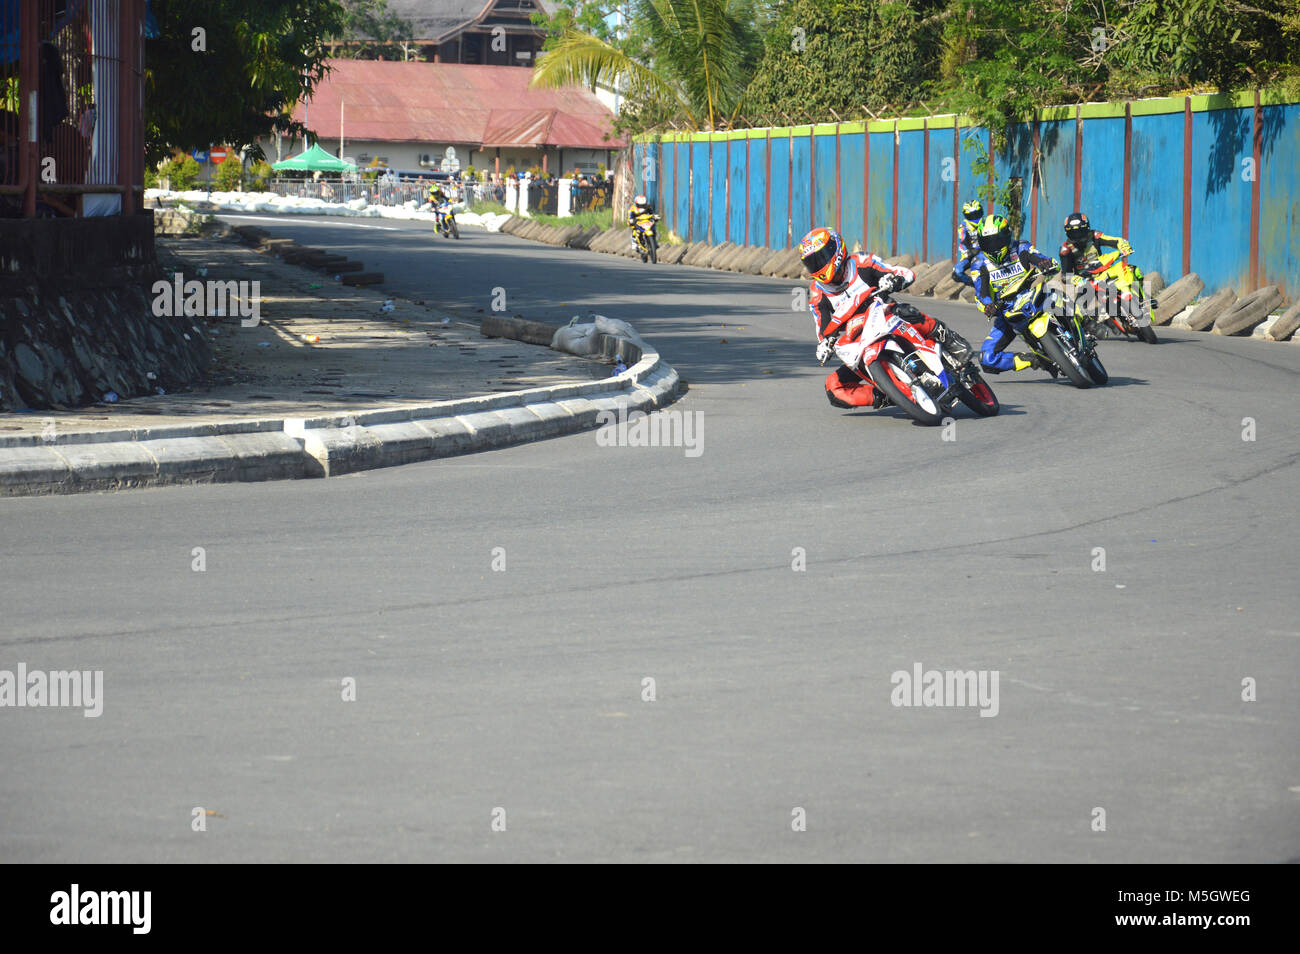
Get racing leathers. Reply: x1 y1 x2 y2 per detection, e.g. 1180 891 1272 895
972 241 1059 373
812 253 943 408
1060 230 1131 276
952 218 982 288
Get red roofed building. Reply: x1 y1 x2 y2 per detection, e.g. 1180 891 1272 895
270 60 622 177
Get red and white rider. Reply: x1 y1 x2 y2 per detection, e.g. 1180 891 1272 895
800 227 967 409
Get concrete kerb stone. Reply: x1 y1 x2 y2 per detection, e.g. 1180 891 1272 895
0 320 680 493
1176 287 1237 331
1214 285 1282 336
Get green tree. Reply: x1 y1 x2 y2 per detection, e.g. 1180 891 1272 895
744 0 945 123
145 0 346 164
158 154 202 190
1105 0 1300 97
330 0 414 58
532 0 618 45
529 0 767 131
214 152 244 191
937 0 1098 145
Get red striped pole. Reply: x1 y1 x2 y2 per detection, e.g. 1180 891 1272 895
743 135 750 246
724 137 731 244
687 136 694 243
1122 103 1132 237
1073 105 1083 210
1182 97 1192 276
952 124 959 258
891 120 899 256
1250 89 1262 290
864 124 871 251
1031 120 1040 244
922 118 929 261
987 127 994 195
834 122 842 234
809 127 816 232
764 129 771 247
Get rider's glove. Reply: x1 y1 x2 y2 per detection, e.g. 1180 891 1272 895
1118 239 1133 256
877 274 900 295
816 337 835 365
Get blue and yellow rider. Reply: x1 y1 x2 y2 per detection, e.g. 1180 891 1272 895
952 199 985 289
971 214 1060 375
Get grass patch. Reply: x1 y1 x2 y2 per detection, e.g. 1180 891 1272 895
467 201 511 216
528 210 614 231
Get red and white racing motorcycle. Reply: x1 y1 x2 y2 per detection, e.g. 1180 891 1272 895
824 295 1000 426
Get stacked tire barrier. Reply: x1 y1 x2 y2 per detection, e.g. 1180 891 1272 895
500 216 1298 343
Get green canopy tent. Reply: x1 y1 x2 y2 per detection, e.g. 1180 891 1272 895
271 143 357 173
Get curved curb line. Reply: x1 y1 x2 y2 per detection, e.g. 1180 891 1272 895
0 336 681 496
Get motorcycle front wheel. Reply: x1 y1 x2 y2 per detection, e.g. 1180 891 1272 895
647 233 658 264
1036 326 1094 388
866 352 947 426
957 369 1000 416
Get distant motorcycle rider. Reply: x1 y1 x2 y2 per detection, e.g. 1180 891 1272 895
971 214 1060 375
800 227 970 409
1059 211 1132 275
952 199 985 288
627 194 657 227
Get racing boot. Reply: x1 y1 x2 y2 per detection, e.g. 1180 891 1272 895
931 320 973 365
1013 352 1058 378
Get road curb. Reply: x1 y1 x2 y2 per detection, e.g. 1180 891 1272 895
0 330 681 495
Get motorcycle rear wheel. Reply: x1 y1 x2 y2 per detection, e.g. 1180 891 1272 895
866 353 947 426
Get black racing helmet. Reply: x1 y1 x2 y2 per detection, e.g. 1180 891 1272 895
1064 211 1091 246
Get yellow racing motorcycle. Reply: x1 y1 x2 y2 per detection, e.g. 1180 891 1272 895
1069 250 1157 343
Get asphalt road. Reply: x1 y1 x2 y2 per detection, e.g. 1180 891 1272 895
2 215 1296 862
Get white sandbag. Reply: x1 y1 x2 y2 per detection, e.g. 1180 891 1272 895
550 322 601 356
592 314 646 348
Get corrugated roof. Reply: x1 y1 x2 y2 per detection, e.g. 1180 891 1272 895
373 0 550 44
295 60 622 150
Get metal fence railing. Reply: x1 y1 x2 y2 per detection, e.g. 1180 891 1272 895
255 177 516 211
2 0 144 217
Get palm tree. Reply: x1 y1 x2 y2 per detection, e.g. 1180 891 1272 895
529 0 763 131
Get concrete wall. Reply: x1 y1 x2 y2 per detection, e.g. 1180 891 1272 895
636 92 1300 299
